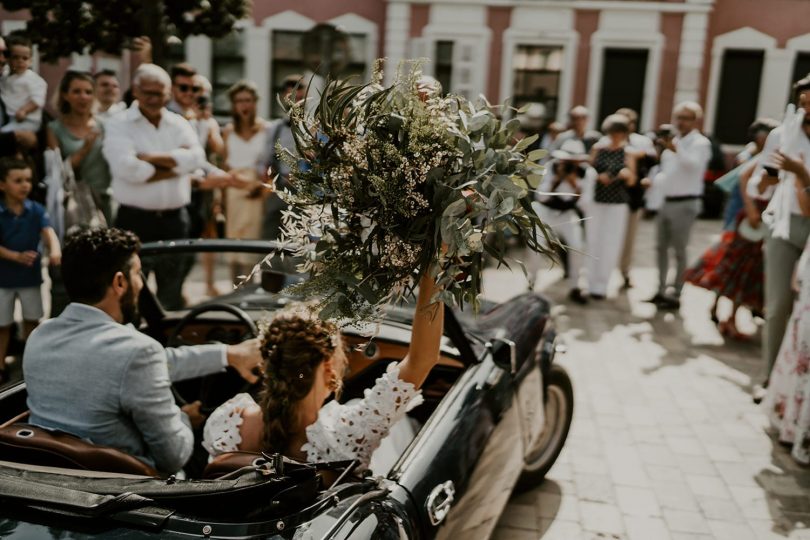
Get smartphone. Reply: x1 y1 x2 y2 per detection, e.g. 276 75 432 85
763 165 779 177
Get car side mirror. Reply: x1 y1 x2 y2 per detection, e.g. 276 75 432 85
489 337 516 374
261 270 286 293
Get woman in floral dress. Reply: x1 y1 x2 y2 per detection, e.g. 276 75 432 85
763 186 810 464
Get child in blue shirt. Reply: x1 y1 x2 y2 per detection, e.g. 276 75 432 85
0 157 61 383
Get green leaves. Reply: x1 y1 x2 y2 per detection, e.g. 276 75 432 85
280 60 558 322
1 0 249 64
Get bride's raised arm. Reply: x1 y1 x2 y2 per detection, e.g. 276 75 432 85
397 270 444 389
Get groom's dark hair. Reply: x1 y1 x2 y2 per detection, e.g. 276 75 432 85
62 228 141 304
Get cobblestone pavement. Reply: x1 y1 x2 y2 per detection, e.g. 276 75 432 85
486 218 810 540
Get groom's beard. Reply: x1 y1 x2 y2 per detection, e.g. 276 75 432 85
120 283 140 327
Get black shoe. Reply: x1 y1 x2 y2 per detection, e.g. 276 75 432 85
658 296 681 310
752 382 768 404
589 293 606 300
644 293 667 305
568 288 588 305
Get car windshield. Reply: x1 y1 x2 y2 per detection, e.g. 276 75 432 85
139 244 491 330
138 245 297 312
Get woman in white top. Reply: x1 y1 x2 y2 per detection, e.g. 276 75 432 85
222 80 270 279
203 271 444 473
533 139 594 305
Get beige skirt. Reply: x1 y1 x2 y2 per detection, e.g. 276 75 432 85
225 168 264 266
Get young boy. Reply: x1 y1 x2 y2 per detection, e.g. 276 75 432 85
0 35 47 133
0 158 60 382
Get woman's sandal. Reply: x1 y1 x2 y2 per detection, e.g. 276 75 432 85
719 321 751 342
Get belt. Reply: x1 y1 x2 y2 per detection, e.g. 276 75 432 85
118 204 184 218
665 195 701 202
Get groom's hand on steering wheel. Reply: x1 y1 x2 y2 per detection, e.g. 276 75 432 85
226 338 262 384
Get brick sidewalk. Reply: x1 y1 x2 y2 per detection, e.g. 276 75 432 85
487 218 810 540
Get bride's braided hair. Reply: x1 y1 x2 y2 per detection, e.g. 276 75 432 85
258 309 339 453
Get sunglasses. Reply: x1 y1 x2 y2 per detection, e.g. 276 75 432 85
177 83 202 93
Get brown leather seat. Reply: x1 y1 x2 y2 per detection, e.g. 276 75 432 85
0 423 157 476
203 451 267 479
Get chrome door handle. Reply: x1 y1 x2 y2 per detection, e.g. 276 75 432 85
426 480 455 526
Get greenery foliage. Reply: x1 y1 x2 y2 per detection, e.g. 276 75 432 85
0 0 249 64
279 61 557 321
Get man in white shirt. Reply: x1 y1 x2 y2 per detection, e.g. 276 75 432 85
102 63 207 309
752 75 810 390
647 101 712 309
93 69 126 120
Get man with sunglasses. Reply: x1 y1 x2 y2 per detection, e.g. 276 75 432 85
0 36 37 157
168 63 201 118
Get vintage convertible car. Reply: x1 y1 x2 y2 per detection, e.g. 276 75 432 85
0 240 573 539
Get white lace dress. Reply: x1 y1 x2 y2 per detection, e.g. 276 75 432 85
202 363 423 472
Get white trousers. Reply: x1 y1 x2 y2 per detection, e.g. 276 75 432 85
586 202 629 296
535 203 585 289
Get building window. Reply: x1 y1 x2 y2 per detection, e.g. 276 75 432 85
270 29 368 119
714 49 764 145
212 30 245 117
511 45 563 120
435 41 453 95
598 48 648 128
791 51 810 101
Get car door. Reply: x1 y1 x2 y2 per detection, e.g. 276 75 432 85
388 341 524 539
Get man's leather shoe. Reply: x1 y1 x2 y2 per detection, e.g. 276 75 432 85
644 293 667 305
568 288 588 305
658 296 681 310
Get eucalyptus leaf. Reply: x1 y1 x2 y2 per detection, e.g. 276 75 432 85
514 133 538 151
527 148 547 162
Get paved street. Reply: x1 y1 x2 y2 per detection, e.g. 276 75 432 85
486 217 810 540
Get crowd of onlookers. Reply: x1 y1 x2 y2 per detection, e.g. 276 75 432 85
1 31 810 463
0 34 304 382
521 81 810 463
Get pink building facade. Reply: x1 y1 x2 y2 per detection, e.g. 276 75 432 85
3 0 809 146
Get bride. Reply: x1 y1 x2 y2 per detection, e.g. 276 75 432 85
203 271 443 471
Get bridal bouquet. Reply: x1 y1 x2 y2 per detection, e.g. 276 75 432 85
277 61 556 320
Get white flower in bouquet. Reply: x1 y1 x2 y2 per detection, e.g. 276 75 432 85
277 60 557 321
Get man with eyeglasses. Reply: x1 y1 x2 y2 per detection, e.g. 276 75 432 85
102 63 208 309
0 35 37 157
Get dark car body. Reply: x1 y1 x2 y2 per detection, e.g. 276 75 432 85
0 240 570 539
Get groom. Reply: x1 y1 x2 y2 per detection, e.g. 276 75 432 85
23 227 262 474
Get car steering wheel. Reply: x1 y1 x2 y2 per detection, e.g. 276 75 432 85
167 303 260 414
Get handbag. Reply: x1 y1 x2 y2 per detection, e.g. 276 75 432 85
61 153 107 236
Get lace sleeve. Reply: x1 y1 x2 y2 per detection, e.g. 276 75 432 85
302 363 423 471
202 393 257 458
